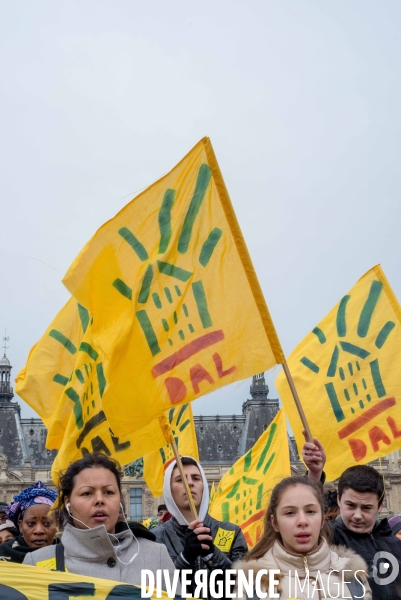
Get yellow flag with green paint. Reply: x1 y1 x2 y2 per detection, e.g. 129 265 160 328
62 137 285 437
209 409 290 548
15 299 198 482
275 265 401 481
143 403 199 497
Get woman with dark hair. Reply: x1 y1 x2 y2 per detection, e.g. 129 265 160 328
0 481 58 563
23 453 178 591
233 476 371 600
0 520 18 545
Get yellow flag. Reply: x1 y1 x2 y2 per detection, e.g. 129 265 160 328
15 298 196 482
62 137 285 437
275 265 401 480
143 403 199 497
209 409 290 549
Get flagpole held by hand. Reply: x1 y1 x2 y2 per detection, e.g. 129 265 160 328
282 363 313 443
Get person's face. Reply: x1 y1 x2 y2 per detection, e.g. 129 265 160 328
272 485 323 555
0 529 16 544
395 530 401 541
157 509 168 524
19 504 57 548
65 466 121 534
0 512 7 524
171 464 204 511
338 488 380 534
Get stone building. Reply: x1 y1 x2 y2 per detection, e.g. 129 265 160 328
1 354 401 520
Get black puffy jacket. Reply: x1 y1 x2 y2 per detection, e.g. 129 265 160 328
331 515 401 600
154 513 247 599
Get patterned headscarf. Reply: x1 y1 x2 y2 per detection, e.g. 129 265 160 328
6 481 57 527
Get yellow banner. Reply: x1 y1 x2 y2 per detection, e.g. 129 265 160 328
209 409 290 548
62 137 285 437
143 403 199 497
275 265 401 480
15 299 198 482
0 562 177 599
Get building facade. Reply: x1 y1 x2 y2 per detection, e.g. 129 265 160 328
1 354 401 520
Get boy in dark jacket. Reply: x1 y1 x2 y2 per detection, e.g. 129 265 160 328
154 456 247 599
303 436 401 600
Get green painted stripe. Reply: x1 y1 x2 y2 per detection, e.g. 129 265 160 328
92 400 95 408
89 363 92 372
339 341 370 359
348 362 353 376
118 227 148 261
179 330 185 340
84 364 89 377
235 505 238 515
336 295 350 337
157 260 192 282
183 304 188 317
356 361 360 370
242 476 258 485
79 342 98 361
53 373 69 386
90 382 93 395
367 394 371 402
236 493 240 501
96 362 106 398
179 419 190 432
359 400 364 409
263 452 276 476
300 357 319 373
77 304 90 333
158 189 176 253
344 389 350 401
178 164 212 254
188 324 194 333
65 387 83 429
375 321 395 349
222 501 230 521
169 408 175 423
326 345 339 377
229 467 234 476
168 338 173 346
325 382 345 422
175 285 182 297
256 483 264 510
312 327 326 344
136 310 161 356
353 383 358 396
176 404 187 426
113 278 132 300
162 319 169 332
351 407 355 414
152 293 162 309
173 311 178 324
49 330 77 354
256 423 277 471
362 378 367 390
165 287 173 304
226 480 240 499
160 448 166 463
199 228 223 267
75 369 84 384
358 280 383 338
192 281 212 328
244 449 252 472
138 264 153 303
339 367 345 381
370 358 386 398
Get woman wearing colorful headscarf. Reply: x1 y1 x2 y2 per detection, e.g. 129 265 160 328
0 481 58 563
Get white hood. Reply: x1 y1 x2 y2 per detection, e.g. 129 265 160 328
163 457 209 526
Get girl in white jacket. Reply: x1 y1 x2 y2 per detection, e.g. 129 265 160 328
233 476 371 599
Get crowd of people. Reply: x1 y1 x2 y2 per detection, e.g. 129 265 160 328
0 437 400 599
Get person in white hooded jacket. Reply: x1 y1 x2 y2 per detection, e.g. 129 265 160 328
232 475 372 600
154 456 247 599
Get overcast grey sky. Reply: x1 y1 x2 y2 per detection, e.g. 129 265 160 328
1 1 400 422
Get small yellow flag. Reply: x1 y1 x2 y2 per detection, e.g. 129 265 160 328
276 265 401 480
15 298 197 482
209 409 290 548
143 403 199 497
62 137 285 437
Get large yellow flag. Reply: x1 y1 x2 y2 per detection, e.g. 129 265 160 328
276 265 401 480
143 403 199 497
209 409 290 549
15 299 197 482
62 137 285 437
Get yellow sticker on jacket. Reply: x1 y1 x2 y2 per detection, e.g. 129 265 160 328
213 527 235 552
36 557 68 572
